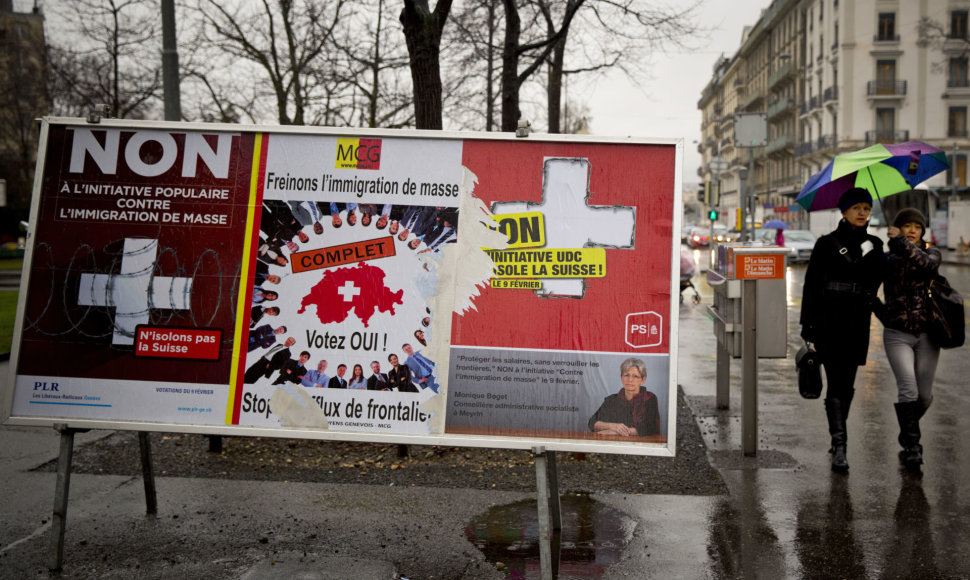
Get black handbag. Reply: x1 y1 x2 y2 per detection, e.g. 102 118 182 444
795 342 823 399
926 275 965 349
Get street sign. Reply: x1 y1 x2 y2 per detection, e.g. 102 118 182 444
708 156 728 175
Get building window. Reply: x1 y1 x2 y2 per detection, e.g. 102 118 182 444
949 155 967 187
877 13 896 41
952 11 969 39
876 108 895 141
949 107 968 137
874 60 897 94
950 58 969 88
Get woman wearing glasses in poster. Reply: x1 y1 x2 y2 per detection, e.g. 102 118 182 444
588 358 661 437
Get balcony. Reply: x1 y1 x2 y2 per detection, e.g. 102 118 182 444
944 37 970 54
809 95 819 110
816 134 836 151
873 34 900 43
867 80 907 98
766 135 793 155
767 97 794 119
865 129 909 145
823 86 839 103
795 142 814 157
948 77 970 89
800 102 809 115
768 61 795 89
743 88 765 110
949 128 969 138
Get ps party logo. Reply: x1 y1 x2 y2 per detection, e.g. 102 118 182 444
335 137 382 170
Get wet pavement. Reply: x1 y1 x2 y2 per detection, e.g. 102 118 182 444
1 250 969 578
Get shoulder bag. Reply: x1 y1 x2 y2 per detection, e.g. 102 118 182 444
795 342 823 399
926 275 965 349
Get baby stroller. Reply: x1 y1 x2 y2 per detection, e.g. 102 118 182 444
679 246 701 304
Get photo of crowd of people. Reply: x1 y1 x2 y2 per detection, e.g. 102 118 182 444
242 199 453 401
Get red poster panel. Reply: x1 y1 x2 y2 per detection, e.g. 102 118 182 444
447 140 677 444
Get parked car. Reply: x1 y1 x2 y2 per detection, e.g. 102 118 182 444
757 228 816 263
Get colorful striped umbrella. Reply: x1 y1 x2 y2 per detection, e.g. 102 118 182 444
795 141 948 212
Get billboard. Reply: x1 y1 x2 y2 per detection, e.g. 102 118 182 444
2 119 681 456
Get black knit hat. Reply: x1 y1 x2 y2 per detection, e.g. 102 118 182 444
837 187 873 212
893 207 926 231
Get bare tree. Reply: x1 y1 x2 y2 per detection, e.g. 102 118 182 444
46 0 162 119
330 0 414 128
400 0 454 130
191 0 349 126
918 16 969 71
500 0 585 131
445 0 503 131
537 0 701 133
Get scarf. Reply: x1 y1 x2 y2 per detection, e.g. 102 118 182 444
616 386 655 430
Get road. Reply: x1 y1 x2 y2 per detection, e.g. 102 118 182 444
677 248 970 579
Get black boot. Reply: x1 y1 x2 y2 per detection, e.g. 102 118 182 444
894 402 923 470
825 398 849 472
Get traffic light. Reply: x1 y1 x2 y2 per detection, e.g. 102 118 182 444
697 183 706 203
708 209 718 220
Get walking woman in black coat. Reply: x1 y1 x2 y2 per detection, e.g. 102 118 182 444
800 188 885 472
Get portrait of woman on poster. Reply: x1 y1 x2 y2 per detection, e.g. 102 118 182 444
588 358 661 437
347 364 366 389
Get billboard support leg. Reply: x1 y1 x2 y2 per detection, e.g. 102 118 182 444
546 451 561 531
48 424 77 571
716 334 731 410
741 279 759 456
533 447 554 580
138 432 157 515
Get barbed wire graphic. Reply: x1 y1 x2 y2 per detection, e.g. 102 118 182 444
23 236 234 349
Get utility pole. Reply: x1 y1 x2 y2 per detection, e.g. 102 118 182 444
734 114 767 241
161 0 181 122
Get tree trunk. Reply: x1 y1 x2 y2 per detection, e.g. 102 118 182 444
500 0 521 132
546 22 567 133
485 0 497 131
400 0 453 130
369 0 384 127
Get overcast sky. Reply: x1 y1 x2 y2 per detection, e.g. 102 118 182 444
28 0 768 186
584 0 769 187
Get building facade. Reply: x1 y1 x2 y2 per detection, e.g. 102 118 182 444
698 0 967 242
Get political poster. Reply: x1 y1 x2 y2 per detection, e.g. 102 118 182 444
448 142 677 446
3 119 680 456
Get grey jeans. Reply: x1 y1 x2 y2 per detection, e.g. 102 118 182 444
883 328 940 403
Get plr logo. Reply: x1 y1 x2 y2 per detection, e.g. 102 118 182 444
335 137 382 170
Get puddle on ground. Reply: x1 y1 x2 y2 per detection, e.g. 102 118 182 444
465 493 636 579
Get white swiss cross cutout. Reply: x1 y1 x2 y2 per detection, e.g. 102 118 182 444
492 157 635 297
78 238 193 345
337 280 361 302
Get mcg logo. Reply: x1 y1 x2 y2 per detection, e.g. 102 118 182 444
335 137 382 170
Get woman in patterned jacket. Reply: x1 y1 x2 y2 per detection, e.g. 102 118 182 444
881 207 942 470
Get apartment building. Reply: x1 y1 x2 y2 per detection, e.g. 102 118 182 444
698 0 966 240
